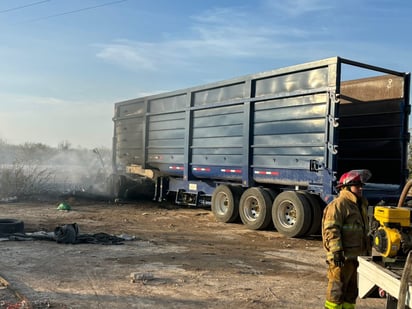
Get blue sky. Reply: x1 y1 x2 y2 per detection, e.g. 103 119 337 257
0 0 410 148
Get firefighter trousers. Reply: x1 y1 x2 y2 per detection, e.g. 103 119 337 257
325 259 358 308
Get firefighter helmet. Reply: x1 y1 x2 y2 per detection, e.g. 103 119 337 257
336 169 372 189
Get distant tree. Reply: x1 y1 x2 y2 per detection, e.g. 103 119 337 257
17 142 55 163
58 140 72 151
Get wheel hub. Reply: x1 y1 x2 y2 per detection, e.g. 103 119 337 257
243 197 260 221
279 201 296 227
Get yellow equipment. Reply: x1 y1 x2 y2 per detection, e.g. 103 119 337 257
371 180 412 258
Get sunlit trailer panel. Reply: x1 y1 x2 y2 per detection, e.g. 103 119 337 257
112 57 410 238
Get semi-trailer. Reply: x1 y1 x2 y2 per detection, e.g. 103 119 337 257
111 56 410 238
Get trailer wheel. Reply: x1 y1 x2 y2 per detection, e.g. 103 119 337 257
211 185 241 223
263 188 277 202
299 191 323 236
263 188 277 228
239 187 272 230
272 191 312 238
0 219 24 235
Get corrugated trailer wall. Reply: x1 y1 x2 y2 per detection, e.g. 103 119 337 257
251 69 329 186
191 83 246 181
114 101 146 166
147 94 187 176
192 105 244 174
113 57 410 204
140 64 333 188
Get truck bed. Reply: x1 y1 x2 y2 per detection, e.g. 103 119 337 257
358 255 412 308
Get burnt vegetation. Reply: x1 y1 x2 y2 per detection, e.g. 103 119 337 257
0 139 111 201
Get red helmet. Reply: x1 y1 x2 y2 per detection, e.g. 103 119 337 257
337 169 371 189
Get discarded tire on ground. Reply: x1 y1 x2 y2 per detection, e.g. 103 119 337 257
0 219 24 234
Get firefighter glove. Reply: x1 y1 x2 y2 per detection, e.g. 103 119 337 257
333 251 345 267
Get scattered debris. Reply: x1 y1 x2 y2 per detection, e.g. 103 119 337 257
0 196 18 204
56 202 71 211
8 232 55 242
0 275 31 309
130 272 154 284
2 223 133 245
54 223 78 243
117 234 136 241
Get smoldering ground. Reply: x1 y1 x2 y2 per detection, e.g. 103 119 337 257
0 141 112 201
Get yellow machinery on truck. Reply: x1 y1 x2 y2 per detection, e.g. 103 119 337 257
358 179 412 309
371 205 412 258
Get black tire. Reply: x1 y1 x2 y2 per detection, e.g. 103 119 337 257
263 188 277 229
263 188 277 202
211 185 241 223
0 219 24 235
272 191 312 238
299 191 323 236
239 187 273 230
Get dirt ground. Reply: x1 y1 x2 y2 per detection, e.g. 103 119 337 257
0 197 385 309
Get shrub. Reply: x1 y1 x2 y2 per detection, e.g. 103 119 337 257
0 160 56 198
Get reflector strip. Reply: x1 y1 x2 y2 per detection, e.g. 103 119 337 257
169 166 184 170
254 170 279 176
193 167 211 172
220 169 242 173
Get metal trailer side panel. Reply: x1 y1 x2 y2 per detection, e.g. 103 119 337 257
113 99 146 168
112 57 410 202
138 60 336 192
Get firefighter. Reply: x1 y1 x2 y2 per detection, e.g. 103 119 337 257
322 169 372 309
